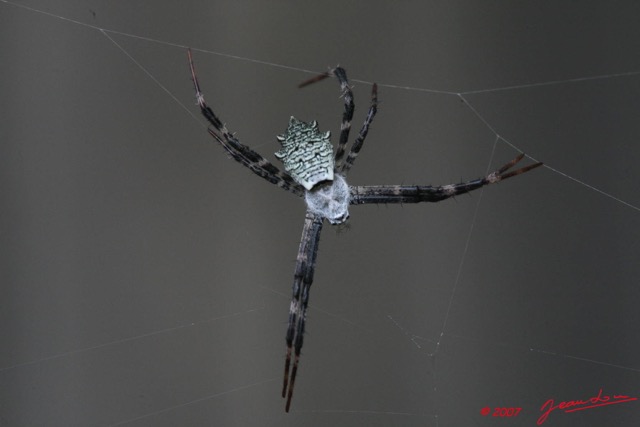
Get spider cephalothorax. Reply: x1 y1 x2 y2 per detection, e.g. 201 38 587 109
304 174 350 225
187 49 543 412
275 117 334 190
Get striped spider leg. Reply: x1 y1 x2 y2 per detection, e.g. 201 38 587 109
281 70 378 412
187 49 305 198
349 153 543 204
187 49 542 412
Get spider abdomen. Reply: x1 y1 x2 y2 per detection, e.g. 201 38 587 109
275 117 334 190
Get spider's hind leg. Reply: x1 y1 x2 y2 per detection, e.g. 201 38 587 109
298 68 354 165
330 68 355 166
340 82 378 175
299 68 378 175
187 49 305 197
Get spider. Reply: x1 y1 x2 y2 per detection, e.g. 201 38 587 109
187 49 543 412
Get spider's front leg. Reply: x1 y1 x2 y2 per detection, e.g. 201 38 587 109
282 211 324 412
350 153 543 204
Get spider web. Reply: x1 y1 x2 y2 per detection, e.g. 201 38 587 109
1 1 639 426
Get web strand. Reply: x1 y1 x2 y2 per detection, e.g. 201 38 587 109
458 93 640 212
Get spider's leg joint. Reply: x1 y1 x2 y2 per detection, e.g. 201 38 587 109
442 184 457 195
487 172 501 184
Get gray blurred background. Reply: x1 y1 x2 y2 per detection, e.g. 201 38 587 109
1 1 639 426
